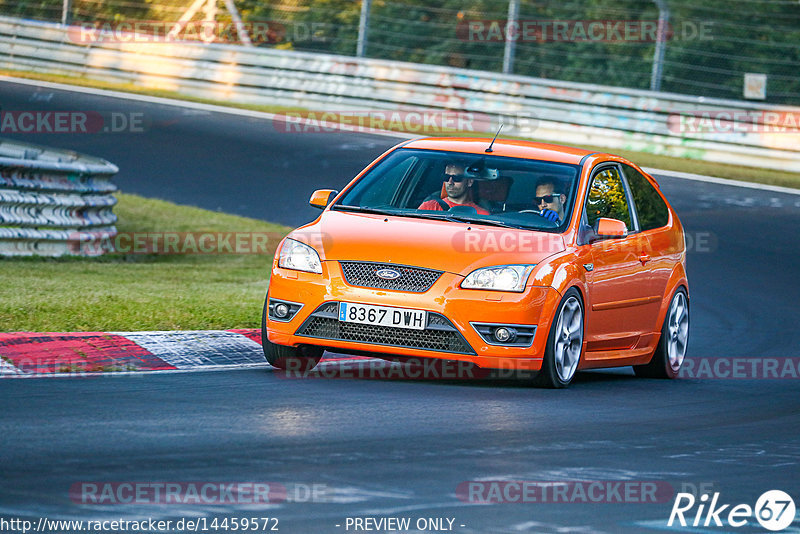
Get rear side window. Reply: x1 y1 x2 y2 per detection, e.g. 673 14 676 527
585 166 632 229
622 164 669 231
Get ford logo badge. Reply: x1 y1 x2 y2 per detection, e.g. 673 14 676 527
375 268 402 280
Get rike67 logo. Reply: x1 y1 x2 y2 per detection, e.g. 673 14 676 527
669 490 796 531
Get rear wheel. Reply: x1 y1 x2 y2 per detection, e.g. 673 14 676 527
533 288 584 388
261 296 322 372
634 287 689 379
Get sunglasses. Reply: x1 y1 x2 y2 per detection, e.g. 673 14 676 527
534 194 561 204
443 174 467 183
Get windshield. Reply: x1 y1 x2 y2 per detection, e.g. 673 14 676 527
333 148 581 231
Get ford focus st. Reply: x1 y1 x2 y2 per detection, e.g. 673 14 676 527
262 137 689 387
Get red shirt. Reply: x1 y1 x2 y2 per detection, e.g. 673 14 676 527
418 198 490 215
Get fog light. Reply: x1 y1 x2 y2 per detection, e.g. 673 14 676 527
274 303 290 318
494 327 516 343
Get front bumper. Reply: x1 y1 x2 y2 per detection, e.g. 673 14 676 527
266 261 562 371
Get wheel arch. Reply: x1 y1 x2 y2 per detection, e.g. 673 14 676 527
656 264 689 330
532 257 589 303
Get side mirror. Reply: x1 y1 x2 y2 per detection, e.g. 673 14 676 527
309 189 339 209
593 218 628 239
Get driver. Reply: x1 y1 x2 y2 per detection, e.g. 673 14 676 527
418 162 490 215
534 178 567 223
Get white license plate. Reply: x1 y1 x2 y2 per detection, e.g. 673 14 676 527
339 302 427 330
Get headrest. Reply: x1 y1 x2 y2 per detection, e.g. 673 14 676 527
477 176 513 202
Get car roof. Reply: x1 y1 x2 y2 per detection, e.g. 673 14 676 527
402 137 597 165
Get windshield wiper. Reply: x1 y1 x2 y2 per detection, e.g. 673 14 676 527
443 215 524 229
334 207 461 223
332 206 525 229
331 205 397 216
394 212 462 222
393 212 525 229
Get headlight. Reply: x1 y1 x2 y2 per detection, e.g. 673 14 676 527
278 238 322 274
461 265 535 292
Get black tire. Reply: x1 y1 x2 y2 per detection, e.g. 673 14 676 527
261 295 322 372
533 287 585 388
634 287 689 379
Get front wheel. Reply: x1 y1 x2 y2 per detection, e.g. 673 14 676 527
533 288 584 388
634 287 689 379
261 296 322 372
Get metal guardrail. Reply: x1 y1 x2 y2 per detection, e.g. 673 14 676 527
0 138 118 256
0 16 798 173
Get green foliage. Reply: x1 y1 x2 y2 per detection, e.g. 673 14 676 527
240 0 361 54
586 168 632 228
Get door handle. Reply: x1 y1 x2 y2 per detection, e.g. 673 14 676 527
639 254 651 265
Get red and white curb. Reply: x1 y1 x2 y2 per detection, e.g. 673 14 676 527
0 329 267 377
0 330 377 378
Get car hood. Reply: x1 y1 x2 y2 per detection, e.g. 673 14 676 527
293 210 566 276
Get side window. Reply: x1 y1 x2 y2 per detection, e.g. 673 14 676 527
357 156 416 207
585 166 632 229
622 164 669 231
406 159 447 208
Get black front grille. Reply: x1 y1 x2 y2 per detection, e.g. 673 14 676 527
296 302 474 355
339 262 443 292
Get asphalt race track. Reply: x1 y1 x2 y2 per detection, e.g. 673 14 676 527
2 79 800 533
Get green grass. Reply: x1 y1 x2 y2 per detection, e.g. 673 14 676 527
0 194 291 332
4 68 800 189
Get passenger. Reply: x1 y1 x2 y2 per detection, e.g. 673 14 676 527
418 162 490 215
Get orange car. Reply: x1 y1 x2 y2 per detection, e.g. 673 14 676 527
262 137 689 387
